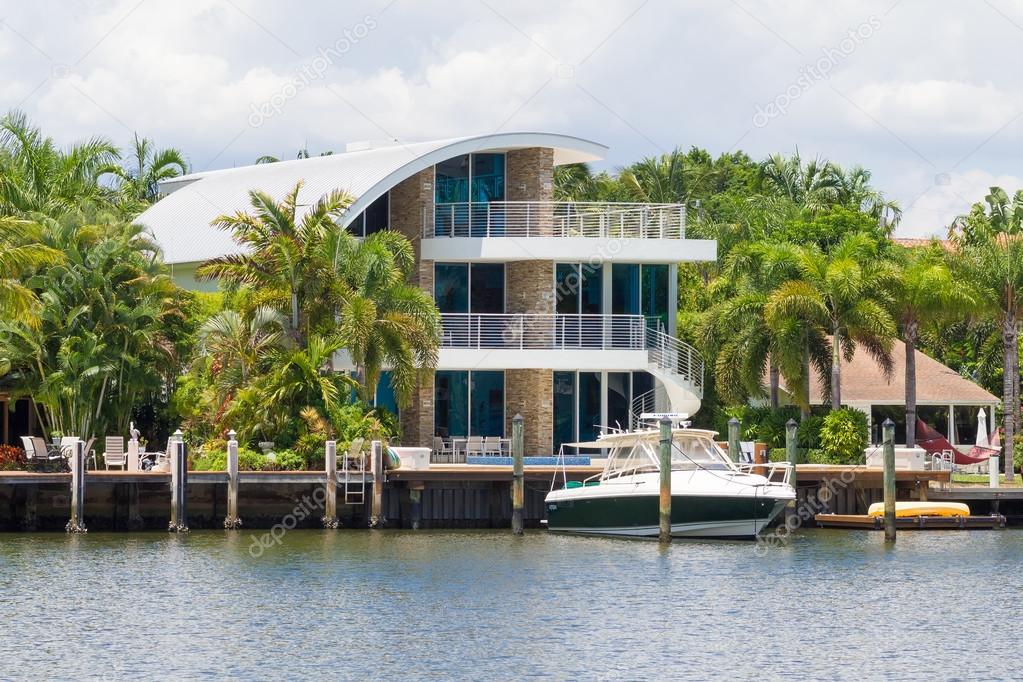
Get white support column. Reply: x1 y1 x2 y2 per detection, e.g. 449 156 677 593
948 403 956 447
668 263 679 338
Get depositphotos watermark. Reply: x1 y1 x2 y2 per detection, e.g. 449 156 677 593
248 15 378 128
752 16 881 128
753 466 859 555
248 486 330 557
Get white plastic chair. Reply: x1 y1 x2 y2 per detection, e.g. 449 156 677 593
466 436 484 457
432 436 453 463
483 436 503 457
103 436 127 470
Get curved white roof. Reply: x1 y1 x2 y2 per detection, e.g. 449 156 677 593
136 132 607 264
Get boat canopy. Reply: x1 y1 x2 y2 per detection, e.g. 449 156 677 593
564 428 720 450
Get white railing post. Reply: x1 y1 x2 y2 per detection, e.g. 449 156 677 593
486 202 491 237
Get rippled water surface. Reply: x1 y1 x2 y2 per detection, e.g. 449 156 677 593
2 529 1021 680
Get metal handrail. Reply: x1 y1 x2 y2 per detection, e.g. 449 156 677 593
425 201 686 239
646 326 705 393
439 313 647 350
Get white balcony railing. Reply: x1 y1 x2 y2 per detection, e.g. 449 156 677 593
426 201 686 239
646 326 705 394
440 313 647 350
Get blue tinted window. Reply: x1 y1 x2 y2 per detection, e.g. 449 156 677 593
375 371 398 416
612 264 640 314
641 264 669 328
470 371 505 437
470 264 505 314
435 371 468 438
578 372 602 442
434 263 468 313
553 371 576 452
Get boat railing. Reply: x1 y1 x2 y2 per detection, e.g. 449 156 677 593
734 461 794 487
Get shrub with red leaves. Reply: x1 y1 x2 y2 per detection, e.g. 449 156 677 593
0 444 26 471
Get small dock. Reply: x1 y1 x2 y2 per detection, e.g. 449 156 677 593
815 513 1006 530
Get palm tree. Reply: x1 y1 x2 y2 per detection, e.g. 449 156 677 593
832 163 902 231
892 243 973 446
703 241 803 407
317 229 441 407
0 217 62 323
619 147 717 205
199 306 284 384
0 110 119 217
101 133 188 207
760 151 840 214
196 181 355 346
767 232 898 409
950 187 1023 481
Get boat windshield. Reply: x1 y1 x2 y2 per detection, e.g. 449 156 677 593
670 435 732 471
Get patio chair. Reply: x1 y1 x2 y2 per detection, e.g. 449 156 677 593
103 436 127 470
466 435 484 458
433 436 453 463
483 436 503 457
30 436 63 470
347 437 366 471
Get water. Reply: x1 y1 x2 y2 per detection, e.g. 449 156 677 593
1 529 1021 680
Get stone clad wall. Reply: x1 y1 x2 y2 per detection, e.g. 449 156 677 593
506 147 554 236
505 368 554 455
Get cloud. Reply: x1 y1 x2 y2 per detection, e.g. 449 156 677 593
898 168 1023 238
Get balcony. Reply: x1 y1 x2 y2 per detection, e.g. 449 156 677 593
440 313 647 350
426 201 686 239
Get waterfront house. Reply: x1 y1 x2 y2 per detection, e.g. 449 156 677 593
137 133 716 455
775 345 998 450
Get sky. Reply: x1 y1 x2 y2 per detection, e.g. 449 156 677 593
1 0 1021 237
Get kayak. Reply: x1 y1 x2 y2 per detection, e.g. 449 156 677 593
867 501 970 518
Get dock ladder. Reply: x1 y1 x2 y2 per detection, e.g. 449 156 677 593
341 439 367 505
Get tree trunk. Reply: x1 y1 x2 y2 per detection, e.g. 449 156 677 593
904 322 917 448
801 345 810 421
1003 315 1016 483
831 325 842 410
769 360 780 409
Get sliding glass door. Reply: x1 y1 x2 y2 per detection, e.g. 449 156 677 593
434 370 505 438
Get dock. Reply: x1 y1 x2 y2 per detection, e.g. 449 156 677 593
0 460 962 532
815 513 1006 530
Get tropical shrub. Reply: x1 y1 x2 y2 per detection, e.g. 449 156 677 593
272 448 307 471
819 408 869 464
0 445 26 471
798 415 825 449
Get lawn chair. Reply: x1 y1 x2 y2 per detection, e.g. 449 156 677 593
29 436 63 470
103 436 127 470
347 437 366 471
432 436 453 463
466 435 484 458
483 436 503 457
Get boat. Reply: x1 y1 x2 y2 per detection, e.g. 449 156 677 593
543 417 796 539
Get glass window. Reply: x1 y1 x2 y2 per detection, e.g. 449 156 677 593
470 371 505 437
672 435 730 471
871 405 906 445
607 372 630 431
434 263 468 314
435 371 468 438
612 264 640 315
954 406 988 445
435 155 470 203
641 264 669 329
470 264 505 314
555 263 580 314
578 372 602 442
375 370 398 416
581 264 602 314
364 193 389 235
471 153 505 203
553 371 576 452
918 406 950 442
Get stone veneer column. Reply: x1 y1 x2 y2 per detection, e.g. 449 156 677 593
505 368 554 455
389 168 435 446
506 148 555 236
501 148 557 454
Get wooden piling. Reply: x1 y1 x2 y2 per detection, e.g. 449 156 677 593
224 431 241 529
785 419 799 524
727 417 740 463
66 440 87 533
169 436 188 532
883 418 896 543
658 417 672 543
323 440 338 528
369 440 384 528
511 414 525 535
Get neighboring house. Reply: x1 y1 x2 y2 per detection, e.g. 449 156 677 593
775 345 998 449
136 132 716 454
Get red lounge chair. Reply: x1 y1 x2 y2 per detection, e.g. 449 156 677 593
915 419 998 465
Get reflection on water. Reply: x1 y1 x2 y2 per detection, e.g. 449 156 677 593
2 529 1021 679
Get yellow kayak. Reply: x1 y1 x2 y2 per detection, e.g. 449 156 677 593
867 501 971 518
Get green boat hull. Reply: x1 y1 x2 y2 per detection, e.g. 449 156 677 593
545 493 787 538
